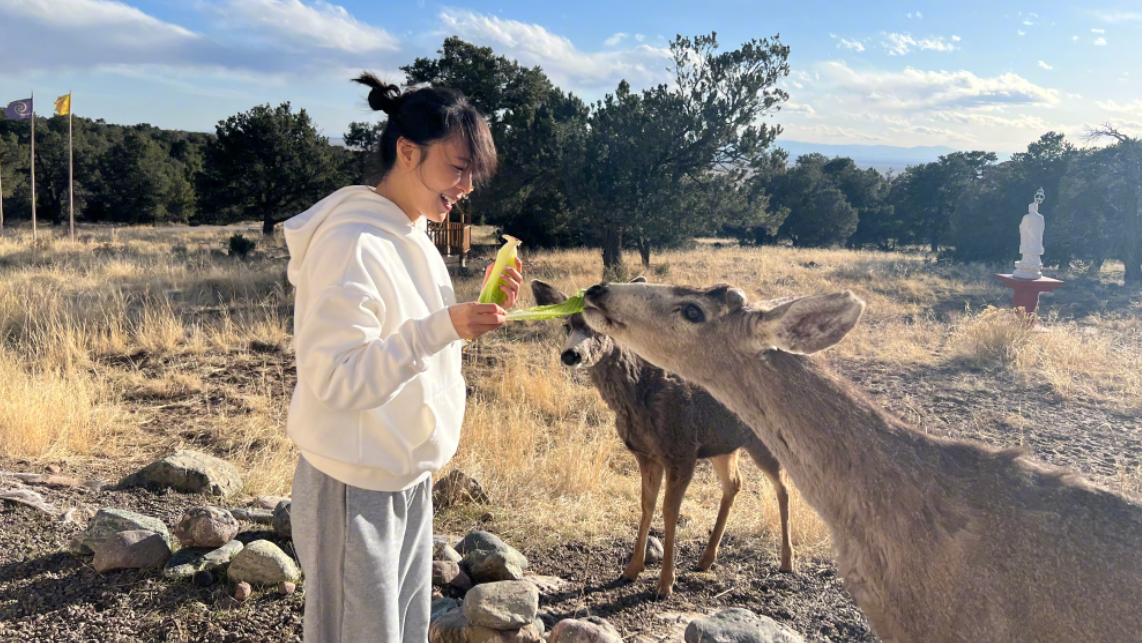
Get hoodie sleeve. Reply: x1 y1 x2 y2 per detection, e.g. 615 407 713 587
294 282 461 413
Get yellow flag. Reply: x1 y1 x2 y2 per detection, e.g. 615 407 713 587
54 93 70 116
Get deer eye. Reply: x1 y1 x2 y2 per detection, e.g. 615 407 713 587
682 303 705 323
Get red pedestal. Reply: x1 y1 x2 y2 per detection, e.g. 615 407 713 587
994 274 1065 319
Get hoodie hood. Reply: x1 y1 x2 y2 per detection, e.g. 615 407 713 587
284 186 427 286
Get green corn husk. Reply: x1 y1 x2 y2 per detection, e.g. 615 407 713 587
507 289 587 321
477 235 522 306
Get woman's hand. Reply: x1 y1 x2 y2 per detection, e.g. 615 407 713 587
449 303 507 341
483 259 524 309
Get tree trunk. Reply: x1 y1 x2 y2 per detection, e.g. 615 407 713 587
263 216 277 236
638 237 651 268
602 226 623 273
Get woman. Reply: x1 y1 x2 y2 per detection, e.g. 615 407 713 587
283 73 522 642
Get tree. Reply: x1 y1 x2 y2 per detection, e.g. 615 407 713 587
198 103 350 235
771 156 858 247
1083 124 1142 285
894 151 997 253
96 130 194 224
567 32 791 269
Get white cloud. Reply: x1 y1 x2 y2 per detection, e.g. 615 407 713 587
837 38 865 52
1094 37 1108 45
634 34 644 42
1066 92 1083 99
820 61 1061 111
1038 60 1053 70
952 35 961 42
783 101 818 118
906 11 923 19
1072 35 1079 41
604 32 627 46
1018 29 1026 36
1091 28 1105 33
0 0 212 73
436 9 673 91
881 32 959 55
1095 10 1142 22
794 124 884 141
215 0 397 52
829 32 837 38
1023 20 1034 25
1096 99 1142 112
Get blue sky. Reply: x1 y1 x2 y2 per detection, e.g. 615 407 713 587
1 0 1139 152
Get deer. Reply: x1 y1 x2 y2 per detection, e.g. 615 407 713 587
578 281 1142 643
531 278 793 599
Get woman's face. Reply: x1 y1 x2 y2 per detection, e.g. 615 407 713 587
407 136 475 224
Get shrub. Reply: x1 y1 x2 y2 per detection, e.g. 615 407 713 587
228 234 256 259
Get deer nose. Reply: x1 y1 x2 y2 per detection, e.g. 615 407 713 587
586 283 608 299
561 350 581 366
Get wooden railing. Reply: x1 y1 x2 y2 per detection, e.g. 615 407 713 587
428 222 472 256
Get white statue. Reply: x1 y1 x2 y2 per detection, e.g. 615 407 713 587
1014 188 1046 280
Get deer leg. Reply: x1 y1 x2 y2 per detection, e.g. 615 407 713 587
623 454 664 582
697 451 743 571
745 443 795 573
656 461 696 599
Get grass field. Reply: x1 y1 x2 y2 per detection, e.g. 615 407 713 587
1 224 1139 565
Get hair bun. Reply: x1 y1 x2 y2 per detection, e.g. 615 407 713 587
353 72 401 116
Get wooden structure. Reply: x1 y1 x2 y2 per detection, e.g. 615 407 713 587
428 205 472 266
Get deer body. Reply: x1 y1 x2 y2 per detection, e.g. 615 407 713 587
581 282 1142 643
532 280 793 598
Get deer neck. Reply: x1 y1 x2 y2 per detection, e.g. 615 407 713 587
705 349 931 549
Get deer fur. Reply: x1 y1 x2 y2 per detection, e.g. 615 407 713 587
531 278 793 598
580 281 1142 643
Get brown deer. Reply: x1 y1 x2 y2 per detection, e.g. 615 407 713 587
531 278 792 599
579 281 1142 643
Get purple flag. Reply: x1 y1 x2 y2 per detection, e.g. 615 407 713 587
5 99 32 120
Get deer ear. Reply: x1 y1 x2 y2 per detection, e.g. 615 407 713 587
756 291 864 354
530 280 568 306
630 275 648 283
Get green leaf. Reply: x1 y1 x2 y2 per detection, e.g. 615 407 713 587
506 289 587 321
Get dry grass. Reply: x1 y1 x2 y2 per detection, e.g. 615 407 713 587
1 226 1140 559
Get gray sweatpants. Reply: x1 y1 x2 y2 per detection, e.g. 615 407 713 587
291 456 433 643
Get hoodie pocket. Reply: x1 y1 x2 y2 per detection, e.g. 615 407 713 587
415 380 466 467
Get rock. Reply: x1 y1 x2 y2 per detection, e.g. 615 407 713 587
230 508 274 524
463 580 539 630
433 561 462 586
227 540 301 586
645 536 665 565
684 608 805 643
450 569 473 593
163 540 245 580
465 548 525 583
434 541 462 563
428 607 467 643
479 512 495 523
465 624 543 643
431 597 459 620
455 531 511 556
549 617 623 643
533 616 546 636
118 450 242 497
193 570 215 587
90 530 172 572
279 581 296 595
432 470 490 508
523 574 571 596
272 500 292 539
70 508 172 556
434 533 462 548
174 506 239 548
253 495 289 509
233 581 252 602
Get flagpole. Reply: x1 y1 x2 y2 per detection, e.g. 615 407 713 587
30 89 36 242
68 91 74 240
0 140 4 236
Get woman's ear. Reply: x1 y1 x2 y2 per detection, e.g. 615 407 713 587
395 137 420 170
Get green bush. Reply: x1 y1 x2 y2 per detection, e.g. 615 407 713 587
228 234 256 259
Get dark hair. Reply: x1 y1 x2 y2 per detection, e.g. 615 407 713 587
352 72 497 187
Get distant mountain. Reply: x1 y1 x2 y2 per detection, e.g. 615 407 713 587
774 140 1009 174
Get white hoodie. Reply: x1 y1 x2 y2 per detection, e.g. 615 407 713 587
283 186 464 492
